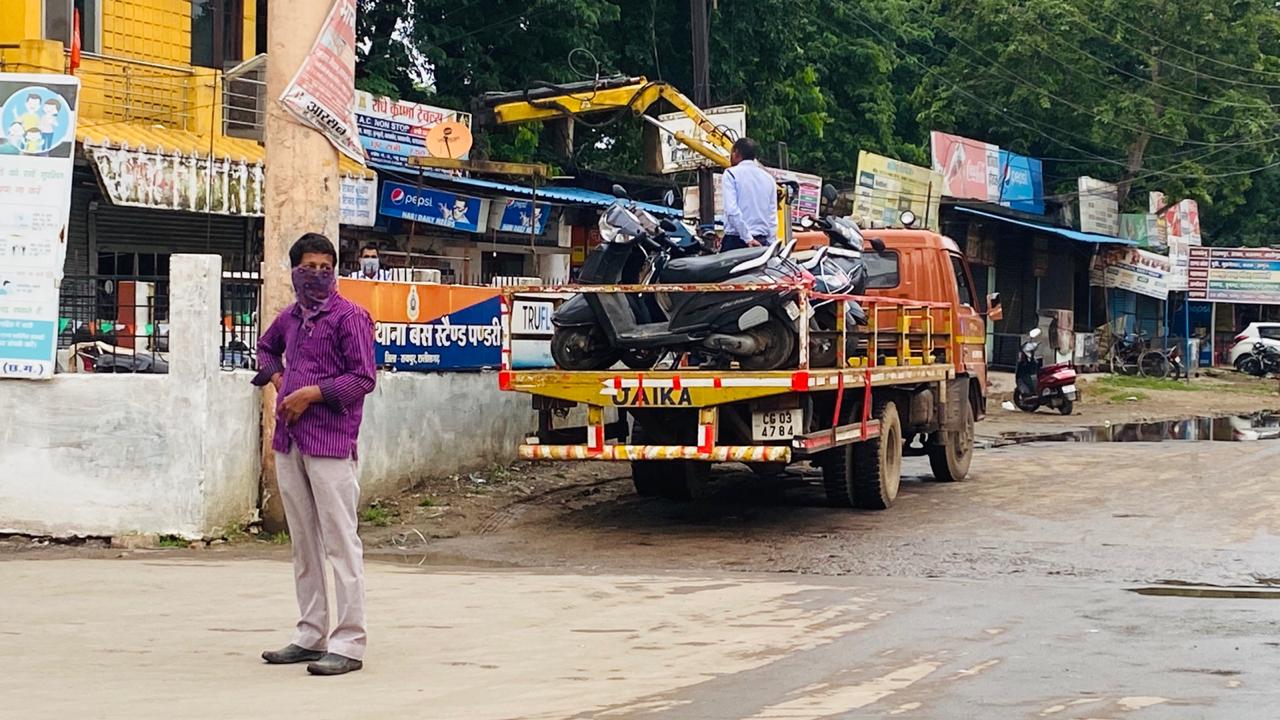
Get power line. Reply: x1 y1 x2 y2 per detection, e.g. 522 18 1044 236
1070 0 1280 85
925 19 1262 129
1025 13 1280 110
842 6 1280 196
934 29 1280 149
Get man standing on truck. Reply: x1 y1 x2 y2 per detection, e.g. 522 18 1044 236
254 233 377 677
721 137 777 252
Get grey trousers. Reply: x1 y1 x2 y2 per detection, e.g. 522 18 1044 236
275 447 367 660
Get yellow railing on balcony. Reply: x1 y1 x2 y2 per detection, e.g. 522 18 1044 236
76 53 200 131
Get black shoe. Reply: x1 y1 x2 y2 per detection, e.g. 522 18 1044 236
262 644 324 664
307 653 363 676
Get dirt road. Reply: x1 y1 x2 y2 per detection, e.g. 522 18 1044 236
6 377 1280 718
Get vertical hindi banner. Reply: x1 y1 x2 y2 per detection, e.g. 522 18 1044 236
0 73 79 379
278 0 366 164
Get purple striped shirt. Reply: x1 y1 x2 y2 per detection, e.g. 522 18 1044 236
253 294 376 459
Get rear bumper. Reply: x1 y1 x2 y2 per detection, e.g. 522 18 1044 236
519 444 792 463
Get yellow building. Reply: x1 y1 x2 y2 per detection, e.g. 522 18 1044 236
0 0 370 274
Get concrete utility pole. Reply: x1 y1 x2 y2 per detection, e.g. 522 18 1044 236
690 0 716 227
261 0 343 531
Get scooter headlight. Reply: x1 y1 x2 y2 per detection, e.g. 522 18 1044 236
598 213 622 243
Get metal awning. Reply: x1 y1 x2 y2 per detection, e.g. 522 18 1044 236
368 163 684 218
955 206 1137 246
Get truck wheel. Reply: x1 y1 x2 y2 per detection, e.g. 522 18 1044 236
822 399 902 510
927 399 973 482
629 423 705 500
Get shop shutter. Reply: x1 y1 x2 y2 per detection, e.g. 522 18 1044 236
91 202 252 265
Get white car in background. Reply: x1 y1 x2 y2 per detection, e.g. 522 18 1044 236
1228 322 1280 368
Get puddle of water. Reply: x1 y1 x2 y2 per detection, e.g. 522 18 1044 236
1129 586 1280 599
998 412 1280 445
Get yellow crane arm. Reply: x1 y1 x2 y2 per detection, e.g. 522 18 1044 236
480 75 795 238
483 76 734 165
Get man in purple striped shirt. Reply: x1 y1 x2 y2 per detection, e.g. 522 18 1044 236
254 233 376 677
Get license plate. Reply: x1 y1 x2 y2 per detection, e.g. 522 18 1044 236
783 301 800 320
753 408 798 441
1062 384 1077 396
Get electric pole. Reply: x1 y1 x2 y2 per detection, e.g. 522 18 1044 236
690 0 715 227
261 0 343 531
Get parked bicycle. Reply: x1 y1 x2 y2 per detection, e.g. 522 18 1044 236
1107 331 1178 378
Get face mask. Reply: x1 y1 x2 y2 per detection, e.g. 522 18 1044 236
360 257 380 276
291 266 335 310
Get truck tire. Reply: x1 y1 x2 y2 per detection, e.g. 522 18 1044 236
629 423 705 500
822 399 903 510
927 399 973 482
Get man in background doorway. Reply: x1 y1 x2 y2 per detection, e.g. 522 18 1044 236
349 244 392 280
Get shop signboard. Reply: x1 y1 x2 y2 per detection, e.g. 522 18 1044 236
1119 213 1163 249
997 150 1044 214
1151 192 1201 290
278 0 365 163
491 198 550 235
353 90 471 170
88 144 266 216
339 176 377 226
931 131 1000 201
1188 246 1280 304
768 167 822 223
338 279 555 370
378 180 488 233
1090 246 1171 300
653 104 744 173
929 131 1044 213
0 73 79 379
1078 176 1120 236
853 150 942 230
88 144 374 224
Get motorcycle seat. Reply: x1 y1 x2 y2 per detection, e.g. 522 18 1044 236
662 247 771 284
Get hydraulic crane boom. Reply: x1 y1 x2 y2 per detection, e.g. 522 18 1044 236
478 75 795 241
479 76 734 167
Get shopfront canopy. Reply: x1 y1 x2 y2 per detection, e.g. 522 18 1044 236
369 164 685 218
77 120 376 179
955 206 1137 246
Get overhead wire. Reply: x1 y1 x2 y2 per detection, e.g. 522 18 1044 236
1061 0 1280 90
841 6 1280 201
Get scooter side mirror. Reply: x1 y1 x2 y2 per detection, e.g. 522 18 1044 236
611 184 630 199
868 237 886 254
663 189 677 207
659 218 679 233
1028 327 1042 339
821 183 839 204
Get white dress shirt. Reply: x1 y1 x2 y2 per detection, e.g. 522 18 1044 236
723 159 777 242
349 268 394 281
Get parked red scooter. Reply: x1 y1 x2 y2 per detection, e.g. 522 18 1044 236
1013 328 1078 415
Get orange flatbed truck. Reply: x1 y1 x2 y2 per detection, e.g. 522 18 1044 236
497 228 997 509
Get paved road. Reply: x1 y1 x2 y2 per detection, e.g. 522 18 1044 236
6 440 1280 718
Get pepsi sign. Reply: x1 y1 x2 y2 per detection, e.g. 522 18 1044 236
379 181 488 234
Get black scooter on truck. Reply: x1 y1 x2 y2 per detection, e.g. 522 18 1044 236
550 186 807 372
